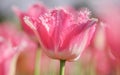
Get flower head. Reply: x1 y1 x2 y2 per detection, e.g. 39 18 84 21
0 22 37 63
0 23 37 75
13 3 47 36
24 7 97 61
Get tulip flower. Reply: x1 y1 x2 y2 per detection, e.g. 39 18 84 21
13 3 47 36
13 4 45 75
24 5 97 75
0 23 37 75
105 11 120 60
92 23 111 75
91 0 120 60
0 40 18 75
24 8 97 61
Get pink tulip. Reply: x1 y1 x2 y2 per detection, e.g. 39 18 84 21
0 23 37 75
0 40 13 75
24 7 97 61
94 49 110 75
13 3 47 36
92 0 120 60
91 23 111 75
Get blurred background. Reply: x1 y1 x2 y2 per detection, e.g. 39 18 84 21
0 0 119 22
1 0 120 75
0 0 95 22
0 0 119 23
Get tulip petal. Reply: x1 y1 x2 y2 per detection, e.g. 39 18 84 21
24 16 54 51
59 19 97 51
13 3 47 36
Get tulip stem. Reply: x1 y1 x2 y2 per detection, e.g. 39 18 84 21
60 60 66 75
34 49 41 75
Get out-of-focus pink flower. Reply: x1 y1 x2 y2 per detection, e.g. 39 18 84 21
94 49 111 75
24 7 97 61
91 0 120 60
105 15 120 60
92 24 110 75
13 3 47 36
0 23 37 75
0 41 14 75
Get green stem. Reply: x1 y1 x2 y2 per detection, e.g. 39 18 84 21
60 60 66 75
34 49 41 75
